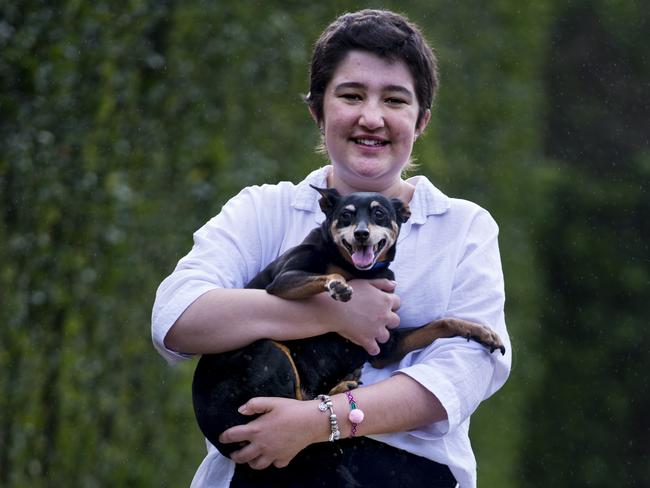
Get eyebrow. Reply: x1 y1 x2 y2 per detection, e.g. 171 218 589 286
333 81 414 98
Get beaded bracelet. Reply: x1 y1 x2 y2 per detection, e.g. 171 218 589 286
345 391 365 436
317 394 340 442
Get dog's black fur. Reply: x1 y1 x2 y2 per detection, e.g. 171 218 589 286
192 186 504 486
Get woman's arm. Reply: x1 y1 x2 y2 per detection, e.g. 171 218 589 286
219 373 445 469
218 204 511 470
164 278 402 356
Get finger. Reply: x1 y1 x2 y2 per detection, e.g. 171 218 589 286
274 459 290 469
386 311 400 329
368 278 397 293
376 327 391 344
365 340 380 356
390 293 401 311
249 456 273 470
229 443 260 465
219 424 251 444
238 397 273 416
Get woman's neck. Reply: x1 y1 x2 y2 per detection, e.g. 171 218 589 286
326 167 415 203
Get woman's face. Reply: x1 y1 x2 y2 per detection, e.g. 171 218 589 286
317 50 430 194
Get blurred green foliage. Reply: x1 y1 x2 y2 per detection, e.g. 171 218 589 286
1 0 647 486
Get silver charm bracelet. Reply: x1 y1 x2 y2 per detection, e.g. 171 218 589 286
317 394 341 441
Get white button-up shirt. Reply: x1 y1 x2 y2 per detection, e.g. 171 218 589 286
152 166 511 488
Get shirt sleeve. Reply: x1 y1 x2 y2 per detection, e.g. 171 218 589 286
395 208 512 438
151 186 272 364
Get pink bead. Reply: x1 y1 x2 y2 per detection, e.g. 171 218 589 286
349 408 365 424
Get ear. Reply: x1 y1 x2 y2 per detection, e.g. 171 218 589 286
310 185 341 217
308 105 319 123
308 105 323 132
392 199 411 224
415 109 431 138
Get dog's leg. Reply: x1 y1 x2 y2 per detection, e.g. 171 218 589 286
328 380 361 395
370 318 505 368
266 271 353 301
327 367 364 395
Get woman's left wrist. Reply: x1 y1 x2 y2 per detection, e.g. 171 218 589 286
330 393 359 439
308 391 368 443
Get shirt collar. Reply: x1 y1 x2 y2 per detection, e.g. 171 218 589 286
291 166 331 223
404 175 451 224
291 166 451 225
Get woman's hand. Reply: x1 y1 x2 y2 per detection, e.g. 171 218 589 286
219 397 325 469
317 278 401 355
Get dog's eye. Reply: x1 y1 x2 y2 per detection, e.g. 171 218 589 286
338 211 354 226
372 208 388 223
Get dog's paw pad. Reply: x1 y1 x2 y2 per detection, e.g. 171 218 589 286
327 280 353 302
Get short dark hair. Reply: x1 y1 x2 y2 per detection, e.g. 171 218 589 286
306 9 439 129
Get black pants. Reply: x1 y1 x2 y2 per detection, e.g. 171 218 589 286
231 437 457 488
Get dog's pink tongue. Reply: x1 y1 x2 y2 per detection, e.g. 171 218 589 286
352 246 374 268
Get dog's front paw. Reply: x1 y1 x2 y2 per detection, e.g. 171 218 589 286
326 279 353 302
465 324 506 355
329 380 361 395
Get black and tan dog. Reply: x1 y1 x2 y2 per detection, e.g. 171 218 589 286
192 186 504 486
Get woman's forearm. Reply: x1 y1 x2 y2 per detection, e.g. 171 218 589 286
221 373 448 469
328 373 447 439
164 288 335 354
164 279 401 355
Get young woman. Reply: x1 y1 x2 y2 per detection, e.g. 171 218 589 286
152 9 511 488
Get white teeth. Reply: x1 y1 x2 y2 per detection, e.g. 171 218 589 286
356 138 385 146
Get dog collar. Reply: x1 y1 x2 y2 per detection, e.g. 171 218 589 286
371 261 390 270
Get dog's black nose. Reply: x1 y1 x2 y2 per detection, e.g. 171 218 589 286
354 229 370 241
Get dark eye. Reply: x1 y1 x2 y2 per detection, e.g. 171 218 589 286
340 93 362 102
386 97 407 105
338 211 354 226
373 207 388 223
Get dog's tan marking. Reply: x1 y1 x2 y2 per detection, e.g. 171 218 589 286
328 380 360 395
369 318 505 368
331 223 355 266
270 273 349 299
321 273 348 291
325 264 354 281
344 204 356 212
270 341 303 400
369 223 398 262
370 200 381 208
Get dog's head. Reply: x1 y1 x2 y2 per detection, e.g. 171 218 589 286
311 185 411 271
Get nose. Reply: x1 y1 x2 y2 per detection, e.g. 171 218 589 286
354 223 370 242
358 101 384 130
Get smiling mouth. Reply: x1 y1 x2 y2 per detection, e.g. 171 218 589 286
352 138 389 147
343 238 387 269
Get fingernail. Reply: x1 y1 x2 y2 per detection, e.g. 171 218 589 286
238 404 247 414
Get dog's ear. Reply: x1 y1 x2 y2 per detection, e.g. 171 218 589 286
392 199 411 224
310 185 341 217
